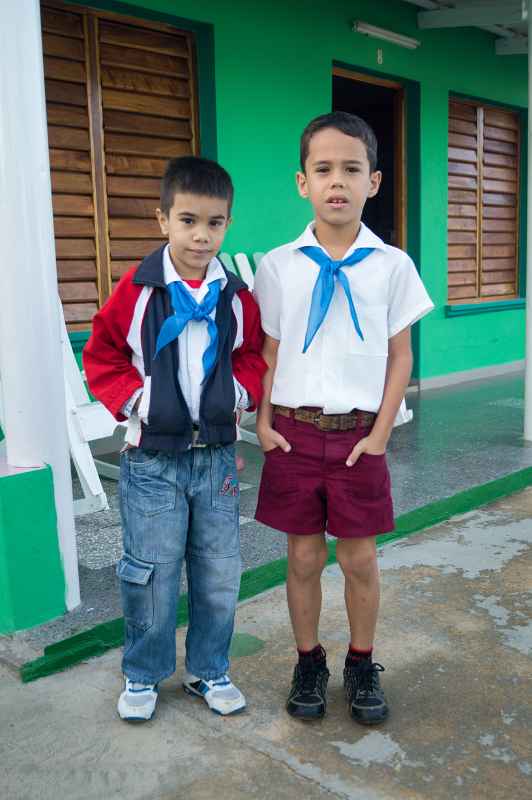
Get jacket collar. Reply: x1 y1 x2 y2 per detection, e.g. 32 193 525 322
132 244 167 288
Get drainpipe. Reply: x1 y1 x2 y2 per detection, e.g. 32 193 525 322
0 0 80 609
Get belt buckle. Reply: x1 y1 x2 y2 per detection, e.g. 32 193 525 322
191 428 207 448
313 411 327 431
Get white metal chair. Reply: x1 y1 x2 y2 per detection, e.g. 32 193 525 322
252 252 265 271
219 252 239 276
59 301 127 514
0 301 125 516
225 253 259 445
234 253 255 290
68 248 265 506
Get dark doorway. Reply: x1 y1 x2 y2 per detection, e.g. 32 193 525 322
332 69 405 248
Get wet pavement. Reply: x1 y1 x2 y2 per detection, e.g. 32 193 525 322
12 372 532 650
1 488 530 800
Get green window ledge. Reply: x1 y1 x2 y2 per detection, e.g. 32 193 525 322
445 299 526 317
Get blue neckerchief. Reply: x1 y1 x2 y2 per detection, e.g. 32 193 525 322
298 245 375 352
154 279 221 381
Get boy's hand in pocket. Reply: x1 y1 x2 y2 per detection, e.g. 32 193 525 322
346 434 386 467
257 424 291 454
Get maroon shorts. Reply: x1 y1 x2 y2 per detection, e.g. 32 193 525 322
255 413 394 539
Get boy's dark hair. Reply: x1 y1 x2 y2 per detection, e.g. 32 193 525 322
160 156 234 215
300 111 378 173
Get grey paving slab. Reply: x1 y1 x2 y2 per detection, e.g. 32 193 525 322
1 489 530 800
15 372 532 650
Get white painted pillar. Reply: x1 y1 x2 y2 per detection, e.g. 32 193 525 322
526 7 532 440
0 0 80 608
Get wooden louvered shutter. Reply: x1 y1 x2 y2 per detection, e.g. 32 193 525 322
97 17 197 288
41 2 198 329
448 101 479 301
42 4 99 328
481 107 519 298
448 99 520 303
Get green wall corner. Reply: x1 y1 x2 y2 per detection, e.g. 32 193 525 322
0 466 66 633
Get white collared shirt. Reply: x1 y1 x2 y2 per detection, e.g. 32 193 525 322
122 245 248 438
163 245 228 424
254 222 434 423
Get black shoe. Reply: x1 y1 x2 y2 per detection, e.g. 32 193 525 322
343 659 389 725
286 658 330 720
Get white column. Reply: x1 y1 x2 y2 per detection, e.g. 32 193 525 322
0 0 80 608
526 7 532 440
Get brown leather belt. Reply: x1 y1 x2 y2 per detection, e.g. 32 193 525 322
273 405 376 432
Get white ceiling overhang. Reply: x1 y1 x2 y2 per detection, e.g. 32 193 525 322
401 0 529 55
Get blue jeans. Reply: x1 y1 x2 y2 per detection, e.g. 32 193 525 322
117 444 241 685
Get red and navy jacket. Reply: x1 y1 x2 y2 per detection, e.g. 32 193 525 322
83 245 267 452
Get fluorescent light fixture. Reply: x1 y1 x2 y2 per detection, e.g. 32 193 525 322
353 21 421 50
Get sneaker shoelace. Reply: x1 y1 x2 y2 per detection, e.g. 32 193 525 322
300 671 319 694
348 661 385 697
127 680 155 693
212 676 231 687
296 662 326 695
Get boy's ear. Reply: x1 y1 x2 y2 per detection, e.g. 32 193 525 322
225 215 233 230
296 171 309 199
368 170 382 198
156 208 169 236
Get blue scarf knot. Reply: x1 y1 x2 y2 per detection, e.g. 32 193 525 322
155 279 221 381
299 245 375 353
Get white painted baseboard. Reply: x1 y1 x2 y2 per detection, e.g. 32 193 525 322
412 360 525 392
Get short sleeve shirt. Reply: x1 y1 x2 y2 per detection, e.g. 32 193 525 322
253 222 434 422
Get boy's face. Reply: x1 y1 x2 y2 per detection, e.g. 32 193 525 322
156 193 231 279
296 128 381 231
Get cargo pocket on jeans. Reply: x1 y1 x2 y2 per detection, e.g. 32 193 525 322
116 554 155 631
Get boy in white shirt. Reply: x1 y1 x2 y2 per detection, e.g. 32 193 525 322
254 112 433 725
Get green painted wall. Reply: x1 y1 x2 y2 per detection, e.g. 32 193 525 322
0 466 66 632
69 0 527 379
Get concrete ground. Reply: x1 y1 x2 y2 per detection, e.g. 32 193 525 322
1 489 531 800
17 370 532 650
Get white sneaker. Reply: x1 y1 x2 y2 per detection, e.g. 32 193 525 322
183 672 246 716
117 677 158 721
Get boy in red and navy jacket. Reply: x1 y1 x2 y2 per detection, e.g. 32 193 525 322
84 156 266 722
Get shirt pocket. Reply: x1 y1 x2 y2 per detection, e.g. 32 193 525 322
344 303 388 357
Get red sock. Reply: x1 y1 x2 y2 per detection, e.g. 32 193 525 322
347 645 373 664
298 644 326 665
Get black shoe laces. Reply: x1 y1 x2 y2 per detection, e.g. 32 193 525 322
348 661 385 696
300 670 319 694
296 662 327 695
